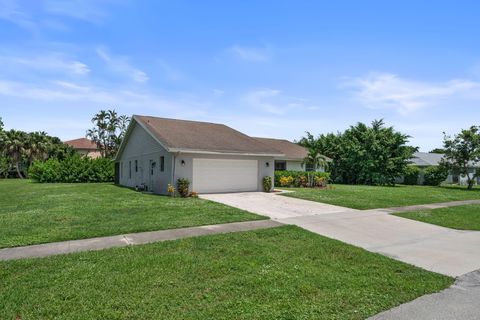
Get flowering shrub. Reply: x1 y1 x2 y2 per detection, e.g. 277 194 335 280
315 176 328 188
274 170 330 188
295 175 308 187
189 191 199 198
279 176 294 187
167 184 175 196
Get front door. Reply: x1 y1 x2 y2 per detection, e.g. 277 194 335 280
149 160 156 191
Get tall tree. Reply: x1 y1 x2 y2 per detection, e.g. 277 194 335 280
430 148 446 154
25 131 51 164
441 126 480 189
300 120 416 185
86 110 130 158
3 130 27 178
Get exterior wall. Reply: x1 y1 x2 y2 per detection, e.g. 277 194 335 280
174 153 275 193
285 160 325 172
117 122 173 194
77 149 102 159
286 160 303 171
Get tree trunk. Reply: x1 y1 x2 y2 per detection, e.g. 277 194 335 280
15 162 24 179
466 172 475 190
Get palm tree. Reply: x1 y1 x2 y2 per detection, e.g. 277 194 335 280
26 131 51 165
3 130 27 178
302 149 328 187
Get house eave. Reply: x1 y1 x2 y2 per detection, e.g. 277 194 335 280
170 148 284 157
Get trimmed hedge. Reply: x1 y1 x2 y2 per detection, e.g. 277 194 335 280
29 155 114 183
274 170 330 187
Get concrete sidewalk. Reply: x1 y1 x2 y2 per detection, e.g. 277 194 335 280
375 199 480 214
369 269 480 320
0 219 283 261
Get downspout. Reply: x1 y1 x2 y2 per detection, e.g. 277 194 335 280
172 152 180 186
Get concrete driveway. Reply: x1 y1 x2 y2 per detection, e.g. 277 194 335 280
200 192 480 277
201 191 358 219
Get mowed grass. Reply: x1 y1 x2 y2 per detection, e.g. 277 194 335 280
0 180 264 248
281 184 480 210
395 204 480 231
0 226 452 320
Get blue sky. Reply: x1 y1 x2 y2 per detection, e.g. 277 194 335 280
1 0 480 151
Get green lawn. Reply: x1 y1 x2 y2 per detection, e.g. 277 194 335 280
0 179 264 248
281 184 480 210
0 226 452 320
394 204 480 230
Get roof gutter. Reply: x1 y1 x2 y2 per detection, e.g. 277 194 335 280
168 148 284 157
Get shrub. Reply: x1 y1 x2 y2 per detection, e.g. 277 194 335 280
423 166 448 186
274 171 330 188
262 176 272 192
315 176 328 188
403 166 420 185
29 155 114 183
279 176 294 187
167 184 175 197
177 178 190 197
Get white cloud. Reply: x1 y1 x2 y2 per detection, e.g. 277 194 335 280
0 0 38 32
44 0 110 23
0 53 90 75
96 47 149 83
228 45 270 62
345 72 480 114
243 89 283 114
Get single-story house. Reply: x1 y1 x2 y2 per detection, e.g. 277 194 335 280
64 138 101 159
115 115 284 194
404 152 480 185
254 137 328 172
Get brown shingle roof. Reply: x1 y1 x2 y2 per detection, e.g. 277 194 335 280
64 138 98 150
134 115 283 155
254 137 308 160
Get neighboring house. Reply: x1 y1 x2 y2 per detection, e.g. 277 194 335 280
115 115 283 194
254 137 329 172
406 152 479 185
64 138 101 159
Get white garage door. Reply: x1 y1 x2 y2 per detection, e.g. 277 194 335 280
192 158 258 193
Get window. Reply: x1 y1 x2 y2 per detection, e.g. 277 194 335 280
160 156 165 172
120 162 123 178
305 163 315 172
274 160 286 171
135 160 138 172
129 161 132 179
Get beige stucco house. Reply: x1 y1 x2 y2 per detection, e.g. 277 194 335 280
64 138 101 159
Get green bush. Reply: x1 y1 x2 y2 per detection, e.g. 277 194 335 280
262 176 272 192
29 155 114 183
177 178 190 197
423 166 448 186
403 166 420 185
274 171 330 187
